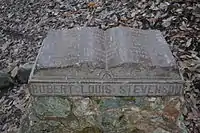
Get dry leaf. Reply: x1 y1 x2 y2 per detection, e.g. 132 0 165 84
88 2 98 8
186 38 192 47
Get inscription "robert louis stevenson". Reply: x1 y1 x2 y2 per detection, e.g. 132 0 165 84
29 83 183 96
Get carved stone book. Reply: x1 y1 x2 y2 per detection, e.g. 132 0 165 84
28 26 184 96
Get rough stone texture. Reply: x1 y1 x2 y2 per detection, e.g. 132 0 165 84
16 63 33 84
19 27 186 132
19 96 188 133
0 71 12 89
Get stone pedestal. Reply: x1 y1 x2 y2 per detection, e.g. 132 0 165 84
20 27 186 133
19 96 188 133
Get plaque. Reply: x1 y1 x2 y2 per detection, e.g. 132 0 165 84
28 26 184 96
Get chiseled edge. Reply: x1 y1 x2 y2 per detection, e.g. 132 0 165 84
28 30 55 84
154 30 184 82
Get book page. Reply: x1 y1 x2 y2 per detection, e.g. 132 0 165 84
105 26 152 68
78 27 105 67
37 27 106 68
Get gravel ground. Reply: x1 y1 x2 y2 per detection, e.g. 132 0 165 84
0 0 200 132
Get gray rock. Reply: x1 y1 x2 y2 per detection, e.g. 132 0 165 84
19 96 188 133
11 66 19 78
16 63 33 84
0 71 12 89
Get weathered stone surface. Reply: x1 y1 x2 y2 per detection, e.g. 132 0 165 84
19 96 188 133
29 27 184 97
11 66 19 78
0 71 12 89
17 63 33 84
19 27 187 132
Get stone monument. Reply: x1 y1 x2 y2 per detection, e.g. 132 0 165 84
28 26 184 96
19 26 187 133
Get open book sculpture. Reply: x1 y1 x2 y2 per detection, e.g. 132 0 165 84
28 26 184 96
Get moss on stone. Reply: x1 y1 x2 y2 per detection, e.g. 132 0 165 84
78 126 103 133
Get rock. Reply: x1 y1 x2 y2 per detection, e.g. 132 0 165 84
78 126 103 133
162 98 181 122
11 66 19 78
153 128 170 133
19 96 188 133
16 63 33 84
0 71 13 89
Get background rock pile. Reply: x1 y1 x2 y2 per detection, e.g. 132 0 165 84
0 0 200 132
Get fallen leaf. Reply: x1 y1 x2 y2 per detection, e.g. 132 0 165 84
186 38 192 47
88 2 98 8
163 104 180 122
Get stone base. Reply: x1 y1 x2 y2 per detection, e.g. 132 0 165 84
19 96 188 133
